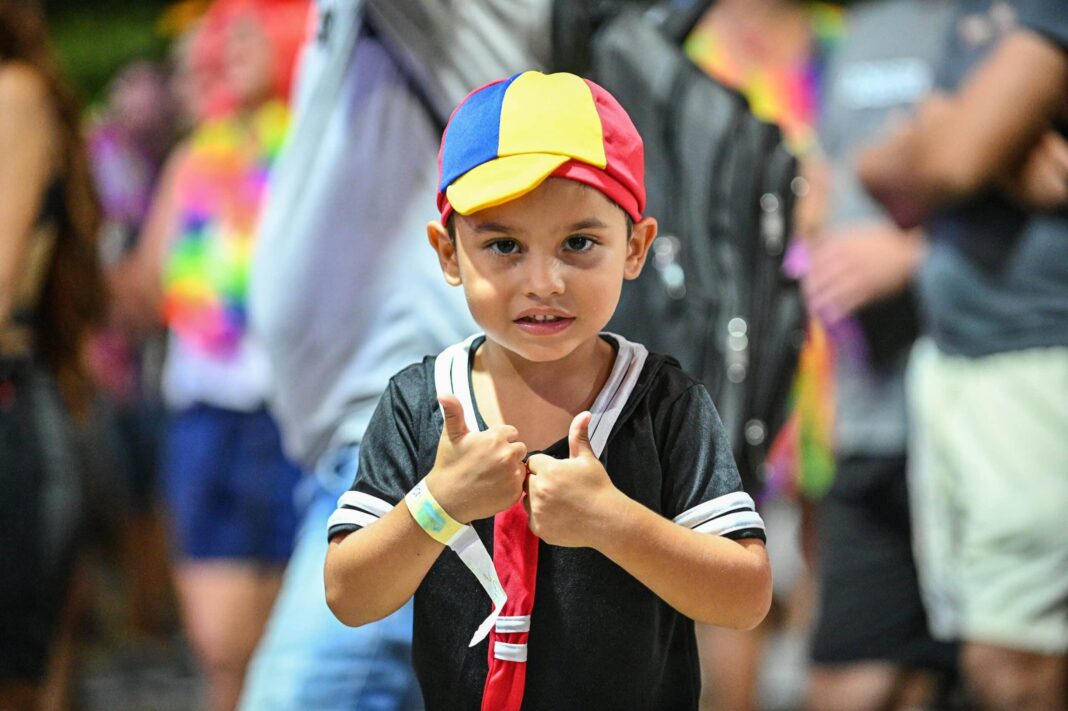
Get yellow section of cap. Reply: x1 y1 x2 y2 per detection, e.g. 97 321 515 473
498 72 606 166
446 152 570 215
446 72 607 216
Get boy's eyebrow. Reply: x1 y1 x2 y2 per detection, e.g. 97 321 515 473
567 218 610 231
470 217 611 234
472 221 518 234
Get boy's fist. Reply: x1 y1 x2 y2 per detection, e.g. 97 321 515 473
425 395 527 524
525 411 623 548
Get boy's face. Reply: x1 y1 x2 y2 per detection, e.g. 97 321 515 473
428 178 657 364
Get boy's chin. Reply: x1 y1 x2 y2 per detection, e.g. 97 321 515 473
487 329 601 364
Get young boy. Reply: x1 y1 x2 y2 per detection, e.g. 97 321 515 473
324 71 771 710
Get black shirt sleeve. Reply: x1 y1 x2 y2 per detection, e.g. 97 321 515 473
1018 0 1068 52
326 365 430 540
658 383 766 542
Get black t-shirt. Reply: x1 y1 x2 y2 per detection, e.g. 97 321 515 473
328 335 765 710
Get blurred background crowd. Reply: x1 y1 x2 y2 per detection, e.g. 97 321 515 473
1 0 1065 710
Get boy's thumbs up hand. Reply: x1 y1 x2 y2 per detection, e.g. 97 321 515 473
439 394 469 442
526 411 624 548
426 395 527 525
568 411 595 459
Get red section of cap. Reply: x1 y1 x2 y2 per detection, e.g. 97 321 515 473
550 160 642 222
584 78 645 218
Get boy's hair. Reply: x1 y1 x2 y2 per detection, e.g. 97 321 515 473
436 71 645 224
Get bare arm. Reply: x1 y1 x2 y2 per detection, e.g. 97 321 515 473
858 30 1068 227
325 504 446 627
108 142 188 335
0 65 56 328
594 499 771 629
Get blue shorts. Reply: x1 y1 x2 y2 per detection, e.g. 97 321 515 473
163 403 302 562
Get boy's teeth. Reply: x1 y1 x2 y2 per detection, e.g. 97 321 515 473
529 315 559 322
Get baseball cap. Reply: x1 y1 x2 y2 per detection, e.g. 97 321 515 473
437 71 645 223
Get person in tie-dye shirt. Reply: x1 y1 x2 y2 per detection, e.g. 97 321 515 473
115 3 309 708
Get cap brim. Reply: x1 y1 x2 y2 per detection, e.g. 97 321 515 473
445 153 570 216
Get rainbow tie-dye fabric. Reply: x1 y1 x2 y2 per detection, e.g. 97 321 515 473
684 2 844 156
163 100 289 359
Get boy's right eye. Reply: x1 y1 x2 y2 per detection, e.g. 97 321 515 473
488 239 520 255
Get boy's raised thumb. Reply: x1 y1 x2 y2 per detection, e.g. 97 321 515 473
438 395 469 441
568 411 594 459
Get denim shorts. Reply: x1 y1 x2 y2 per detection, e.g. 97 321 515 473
163 403 302 562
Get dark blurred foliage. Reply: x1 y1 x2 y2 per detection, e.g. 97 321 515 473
43 0 173 105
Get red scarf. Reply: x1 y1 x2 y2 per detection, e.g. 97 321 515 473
481 494 539 710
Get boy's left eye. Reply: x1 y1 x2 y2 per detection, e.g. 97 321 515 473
488 239 521 255
565 235 596 252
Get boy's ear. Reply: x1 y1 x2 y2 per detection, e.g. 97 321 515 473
427 220 462 286
623 217 658 280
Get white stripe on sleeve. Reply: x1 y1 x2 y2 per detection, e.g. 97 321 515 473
692 510 765 536
336 491 394 518
327 508 379 532
673 491 756 529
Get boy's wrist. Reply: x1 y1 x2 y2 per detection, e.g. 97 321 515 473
406 476 467 542
585 488 643 555
423 468 471 525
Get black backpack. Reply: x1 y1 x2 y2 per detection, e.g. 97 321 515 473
587 4 805 492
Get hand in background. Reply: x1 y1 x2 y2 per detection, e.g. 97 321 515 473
525 411 623 548
425 394 527 524
803 223 925 324
794 158 832 242
998 130 1068 210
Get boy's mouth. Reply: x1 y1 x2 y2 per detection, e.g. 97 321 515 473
514 313 575 334
516 315 567 323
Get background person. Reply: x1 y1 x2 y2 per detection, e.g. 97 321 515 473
0 1 107 707
112 1 310 708
859 1 1068 709
801 1 959 709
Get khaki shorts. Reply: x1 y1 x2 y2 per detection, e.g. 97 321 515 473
908 340 1068 655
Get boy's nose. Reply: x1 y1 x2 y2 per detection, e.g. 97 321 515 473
523 256 565 298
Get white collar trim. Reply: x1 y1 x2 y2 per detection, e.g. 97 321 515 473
432 333 648 458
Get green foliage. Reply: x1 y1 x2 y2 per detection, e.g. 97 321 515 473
48 3 170 107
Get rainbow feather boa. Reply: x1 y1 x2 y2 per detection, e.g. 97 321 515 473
163 100 289 358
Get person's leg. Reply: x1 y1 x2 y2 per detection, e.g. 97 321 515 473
807 455 957 711
173 561 283 711
963 644 1066 711
0 364 83 710
807 664 899 711
238 445 422 711
925 347 1068 711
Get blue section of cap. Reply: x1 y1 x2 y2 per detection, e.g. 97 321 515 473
438 75 520 193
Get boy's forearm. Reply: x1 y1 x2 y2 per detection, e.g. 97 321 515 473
325 502 445 627
590 495 772 630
